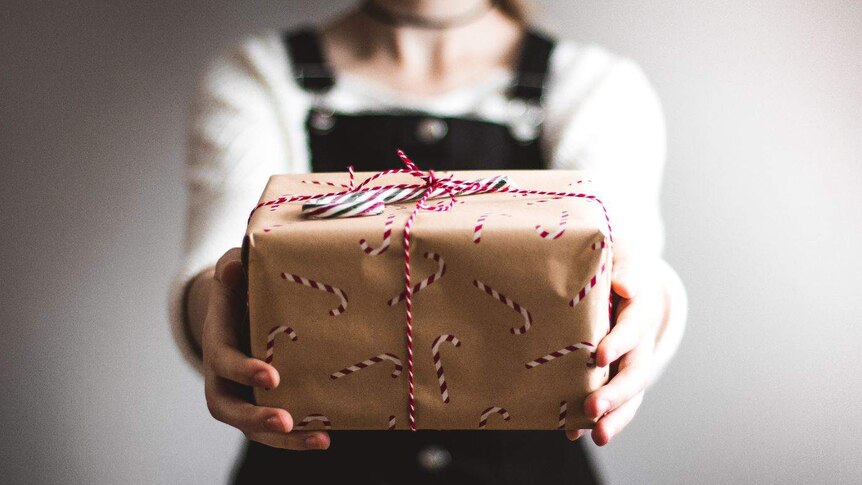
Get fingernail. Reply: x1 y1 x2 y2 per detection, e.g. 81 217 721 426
604 351 618 366
266 415 283 432
602 426 615 445
254 371 270 387
304 435 319 448
596 399 610 417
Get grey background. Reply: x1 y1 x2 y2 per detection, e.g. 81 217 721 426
2 1 860 483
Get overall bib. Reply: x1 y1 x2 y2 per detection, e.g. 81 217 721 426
233 28 601 485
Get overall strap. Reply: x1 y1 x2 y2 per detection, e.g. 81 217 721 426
283 27 335 92
508 29 556 103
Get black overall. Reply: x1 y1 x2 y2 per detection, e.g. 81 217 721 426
233 28 601 485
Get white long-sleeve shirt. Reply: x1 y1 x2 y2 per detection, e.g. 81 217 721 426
169 31 687 376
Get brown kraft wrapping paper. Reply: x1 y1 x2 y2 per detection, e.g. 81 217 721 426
244 170 612 430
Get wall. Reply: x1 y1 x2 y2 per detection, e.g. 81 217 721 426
1 1 860 483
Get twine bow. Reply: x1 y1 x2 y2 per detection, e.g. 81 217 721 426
248 150 614 431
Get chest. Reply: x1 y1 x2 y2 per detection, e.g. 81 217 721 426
285 28 556 173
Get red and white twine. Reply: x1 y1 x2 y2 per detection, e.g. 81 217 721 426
387 252 445 306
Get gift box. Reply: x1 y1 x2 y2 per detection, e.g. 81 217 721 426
243 164 613 431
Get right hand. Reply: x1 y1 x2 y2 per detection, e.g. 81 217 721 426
203 248 331 450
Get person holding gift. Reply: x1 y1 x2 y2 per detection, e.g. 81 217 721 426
169 0 688 483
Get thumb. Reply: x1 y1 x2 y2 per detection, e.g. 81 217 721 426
214 248 245 291
611 253 642 299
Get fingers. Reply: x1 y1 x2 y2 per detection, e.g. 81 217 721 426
591 391 644 446
246 429 331 451
208 340 279 389
203 267 280 388
595 294 660 368
611 251 644 299
206 377 292 433
205 377 330 450
585 341 653 421
566 429 588 441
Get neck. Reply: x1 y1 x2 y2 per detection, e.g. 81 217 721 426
354 0 516 74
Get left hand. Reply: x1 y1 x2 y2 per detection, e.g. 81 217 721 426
567 251 666 446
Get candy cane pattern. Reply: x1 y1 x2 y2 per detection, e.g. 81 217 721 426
281 272 348 316
264 326 297 364
569 252 607 308
330 353 403 379
534 210 569 240
295 414 332 430
471 279 533 335
473 213 512 243
558 401 568 430
431 334 462 403
479 407 511 429
387 252 446 306
387 415 396 430
525 341 597 369
472 213 490 243
358 214 395 255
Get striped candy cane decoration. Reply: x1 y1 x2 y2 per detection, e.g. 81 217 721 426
358 214 395 255
534 210 569 240
295 414 332 430
301 176 511 219
387 415 396 430
264 326 297 364
330 353 403 379
558 401 568 430
525 342 597 369
431 334 462 403
472 213 490 243
569 251 607 308
281 272 348 316
471 279 533 335
473 213 511 243
387 252 446 306
479 407 511 429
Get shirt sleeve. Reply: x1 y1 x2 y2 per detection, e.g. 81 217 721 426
167 35 293 374
543 43 687 379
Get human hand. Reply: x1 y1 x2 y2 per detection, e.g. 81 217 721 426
203 248 331 450
567 251 666 446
